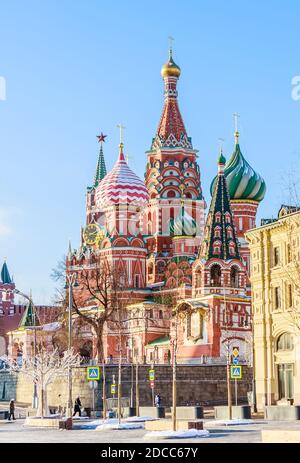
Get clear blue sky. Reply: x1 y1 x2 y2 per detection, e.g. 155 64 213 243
0 0 300 303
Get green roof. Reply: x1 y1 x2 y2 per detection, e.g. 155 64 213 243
1 261 12 284
18 300 39 329
145 336 170 348
211 142 266 202
200 159 240 261
94 144 107 187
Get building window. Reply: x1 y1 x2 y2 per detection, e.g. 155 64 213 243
230 266 239 288
134 275 139 287
274 247 280 266
277 333 294 351
287 284 293 308
159 310 163 319
215 213 221 223
274 286 281 309
210 264 221 286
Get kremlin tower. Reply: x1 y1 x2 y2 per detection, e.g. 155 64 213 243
211 130 266 273
143 47 206 287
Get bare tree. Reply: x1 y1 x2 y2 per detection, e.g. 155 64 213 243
71 257 128 363
1 348 80 417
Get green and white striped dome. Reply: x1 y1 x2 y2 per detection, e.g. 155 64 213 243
172 208 197 237
210 141 266 202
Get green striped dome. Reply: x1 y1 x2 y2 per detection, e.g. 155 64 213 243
210 143 266 202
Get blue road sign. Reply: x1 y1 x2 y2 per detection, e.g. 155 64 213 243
233 357 240 365
87 366 100 381
230 365 242 379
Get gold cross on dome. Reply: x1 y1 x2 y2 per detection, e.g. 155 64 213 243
117 124 126 145
168 36 174 56
218 137 225 152
233 112 240 133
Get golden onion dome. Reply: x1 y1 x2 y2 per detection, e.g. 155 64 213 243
161 49 181 78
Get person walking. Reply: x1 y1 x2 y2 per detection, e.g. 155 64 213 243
8 399 16 421
154 393 161 408
73 396 82 417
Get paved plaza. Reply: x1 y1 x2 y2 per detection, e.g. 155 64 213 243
0 418 299 443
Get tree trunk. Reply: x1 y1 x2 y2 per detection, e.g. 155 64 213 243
96 324 105 364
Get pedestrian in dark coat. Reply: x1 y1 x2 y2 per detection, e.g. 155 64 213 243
73 397 82 417
8 399 16 421
154 393 161 407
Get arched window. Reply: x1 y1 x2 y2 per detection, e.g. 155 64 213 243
214 227 221 238
230 266 239 288
167 190 176 198
227 227 233 238
229 241 236 255
277 333 294 351
210 264 221 286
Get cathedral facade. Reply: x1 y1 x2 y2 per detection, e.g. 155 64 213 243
66 48 266 364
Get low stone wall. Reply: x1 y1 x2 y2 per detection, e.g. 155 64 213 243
0 364 252 410
171 406 203 419
264 406 300 421
214 405 251 419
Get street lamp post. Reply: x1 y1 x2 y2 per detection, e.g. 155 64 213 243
65 273 79 418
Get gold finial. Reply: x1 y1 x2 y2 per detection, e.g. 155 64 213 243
117 123 126 151
168 36 174 58
218 137 225 154
233 112 240 144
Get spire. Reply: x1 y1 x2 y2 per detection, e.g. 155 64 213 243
18 294 39 329
200 155 240 261
233 112 240 145
152 46 191 150
1 260 12 284
94 133 107 187
117 124 126 161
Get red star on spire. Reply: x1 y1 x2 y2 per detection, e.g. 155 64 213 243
97 132 107 143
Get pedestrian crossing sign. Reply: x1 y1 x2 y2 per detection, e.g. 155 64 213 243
230 365 242 379
149 369 155 381
111 384 116 395
87 366 100 381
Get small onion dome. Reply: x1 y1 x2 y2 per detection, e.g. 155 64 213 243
173 208 197 237
95 145 149 209
161 50 181 79
218 151 226 165
210 142 266 202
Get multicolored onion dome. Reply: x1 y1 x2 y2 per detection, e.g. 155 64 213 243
95 145 149 209
210 139 266 202
172 207 197 237
161 49 181 79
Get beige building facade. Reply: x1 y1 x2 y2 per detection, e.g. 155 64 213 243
246 207 300 409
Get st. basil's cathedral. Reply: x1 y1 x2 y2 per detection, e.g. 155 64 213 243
66 47 266 365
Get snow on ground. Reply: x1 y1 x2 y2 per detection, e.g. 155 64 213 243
205 419 265 427
96 422 144 431
144 430 210 440
124 416 158 422
75 419 115 429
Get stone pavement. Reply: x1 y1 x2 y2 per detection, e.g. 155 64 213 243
0 418 299 443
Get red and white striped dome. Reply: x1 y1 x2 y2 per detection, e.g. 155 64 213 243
95 147 149 209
